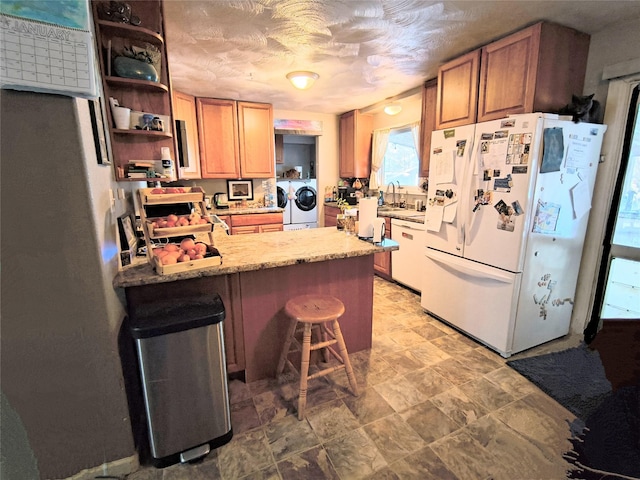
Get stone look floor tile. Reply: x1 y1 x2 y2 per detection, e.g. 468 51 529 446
373 376 430 412
403 367 455 398
456 377 515 412
387 446 460 480
399 400 462 443
230 397 262 434
306 398 361 442
216 429 274 479
429 429 501 480
363 413 426 463
430 386 488 426
262 416 319 463
341 387 396 425
324 428 388 479
276 445 339 480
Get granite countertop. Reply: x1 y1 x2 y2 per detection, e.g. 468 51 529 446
324 201 425 224
113 227 399 288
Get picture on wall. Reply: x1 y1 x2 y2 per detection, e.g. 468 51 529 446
227 180 253 200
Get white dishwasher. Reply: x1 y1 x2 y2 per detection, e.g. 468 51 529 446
391 218 426 292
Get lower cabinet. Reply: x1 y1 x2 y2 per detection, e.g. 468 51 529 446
373 217 392 279
229 213 283 235
324 204 340 227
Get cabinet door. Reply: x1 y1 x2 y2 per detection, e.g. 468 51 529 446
478 25 540 122
197 98 240 178
339 110 372 178
231 225 260 235
237 102 275 178
324 205 340 227
259 223 284 233
275 134 284 164
419 79 437 178
373 218 392 278
436 49 480 129
172 91 201 179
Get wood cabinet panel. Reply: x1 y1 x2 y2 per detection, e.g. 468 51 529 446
275 134 284 164
339 110 373 178
436 49 480 129
324 205 340 227
172 90 201 179
229 212 283 234
478 22 590 122
197 98 239 178
237 101 275 178
419 78 438 178
373 217 392 279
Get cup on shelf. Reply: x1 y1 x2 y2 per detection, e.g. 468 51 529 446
112 106 131 130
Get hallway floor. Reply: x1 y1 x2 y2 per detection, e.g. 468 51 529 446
128 277 580 480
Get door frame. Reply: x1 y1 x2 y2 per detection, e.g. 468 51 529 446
573 69 640 336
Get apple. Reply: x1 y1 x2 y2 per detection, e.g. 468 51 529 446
194 243 207 256
167 214 178 223
178 217 189 226
178 254 191 263
151 188 164 194
180 238 196 251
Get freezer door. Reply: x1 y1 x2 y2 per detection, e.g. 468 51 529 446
425 124 476 256
421 248 521 357
463 113 544 272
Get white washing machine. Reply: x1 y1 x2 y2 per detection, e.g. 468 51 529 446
277 179 318 230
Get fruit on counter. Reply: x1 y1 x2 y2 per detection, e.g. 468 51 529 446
149 187 188 194
150 214 210 231
152 241 218 265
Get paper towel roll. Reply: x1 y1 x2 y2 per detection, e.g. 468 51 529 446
358 197 378 238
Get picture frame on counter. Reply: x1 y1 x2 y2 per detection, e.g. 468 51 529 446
88 96 112 165
227 179 254 201
117 213 138 269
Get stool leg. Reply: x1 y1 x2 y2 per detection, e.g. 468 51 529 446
331 319 359 396
277 318 298 375
298 323 312 420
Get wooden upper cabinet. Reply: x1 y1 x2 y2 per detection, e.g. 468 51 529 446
339 110 373 178
275 134 284 164
419 78 437 178
197 98 239 178
237 101 275 178
478 22 590 122
197 98 275 179
436 49 480 129
172 90 201 179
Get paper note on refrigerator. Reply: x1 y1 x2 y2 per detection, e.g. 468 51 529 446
432 150 455 184
566 138 591 169
425 205 444 232
443 201 458 223
570 180 591 220
532 201 561 234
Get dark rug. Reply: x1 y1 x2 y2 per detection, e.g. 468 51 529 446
507 343 640 479
506 342 612 420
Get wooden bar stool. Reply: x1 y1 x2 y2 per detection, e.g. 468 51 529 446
277 294 359 420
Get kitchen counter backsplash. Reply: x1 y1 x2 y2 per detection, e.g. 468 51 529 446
325 200 425 224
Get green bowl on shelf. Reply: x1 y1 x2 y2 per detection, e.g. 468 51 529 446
113 56 159 82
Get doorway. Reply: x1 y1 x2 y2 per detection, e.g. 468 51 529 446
587 84 640 339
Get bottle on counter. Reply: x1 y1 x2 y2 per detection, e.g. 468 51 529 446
332 186 337 201
378 191 384 206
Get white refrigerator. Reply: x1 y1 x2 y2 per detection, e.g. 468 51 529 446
420 113 607 357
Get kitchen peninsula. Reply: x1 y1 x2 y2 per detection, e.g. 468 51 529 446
114 228 398 381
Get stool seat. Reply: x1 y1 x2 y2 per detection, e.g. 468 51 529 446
285 295 345 324
278 294 358 420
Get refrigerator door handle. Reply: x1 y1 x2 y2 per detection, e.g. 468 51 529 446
458 140 475 246
425 250 514 284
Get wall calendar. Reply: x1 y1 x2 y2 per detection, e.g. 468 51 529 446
0 0 97 98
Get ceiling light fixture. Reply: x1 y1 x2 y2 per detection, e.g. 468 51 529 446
286 71 319 90
383 103 402 116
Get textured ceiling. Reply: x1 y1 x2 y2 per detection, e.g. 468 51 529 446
163 1 640 115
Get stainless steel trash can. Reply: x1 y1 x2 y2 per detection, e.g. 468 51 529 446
129 294 232 467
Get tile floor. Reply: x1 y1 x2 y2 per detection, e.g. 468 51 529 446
128 277 581 480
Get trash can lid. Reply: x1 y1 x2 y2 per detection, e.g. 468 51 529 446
129 293 225 339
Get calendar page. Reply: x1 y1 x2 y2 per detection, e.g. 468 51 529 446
0 0 97 98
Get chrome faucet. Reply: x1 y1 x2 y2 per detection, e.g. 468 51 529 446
386 182 397 207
